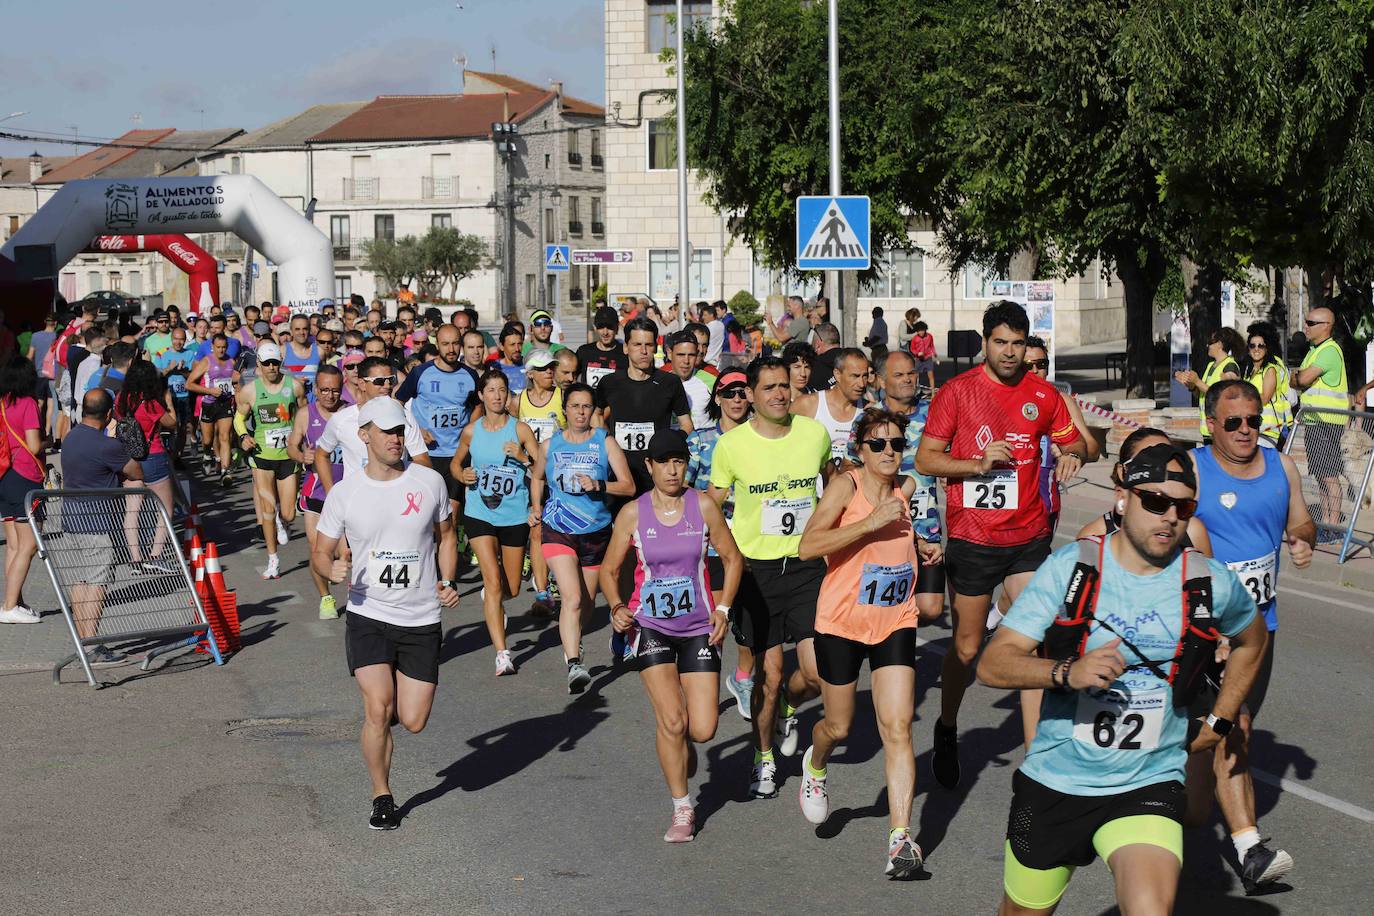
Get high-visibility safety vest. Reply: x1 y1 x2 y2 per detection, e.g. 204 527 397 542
1248 360 1293 442
1199 356 1239 436
1298 338 1348 425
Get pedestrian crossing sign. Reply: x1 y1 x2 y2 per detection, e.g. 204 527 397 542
545 244 570 272
796 195 870 270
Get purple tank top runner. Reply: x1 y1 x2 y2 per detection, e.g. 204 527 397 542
630 489 713 637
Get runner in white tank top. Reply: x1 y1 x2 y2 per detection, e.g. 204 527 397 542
793 349 871 462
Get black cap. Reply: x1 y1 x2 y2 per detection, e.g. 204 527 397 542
646 428 689 461
1121 443 1196 491
593 306 620 329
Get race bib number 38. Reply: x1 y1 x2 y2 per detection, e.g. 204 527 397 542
368 550 421 589
1228 553 1277 605
762 497 813 536
1073 687 1166 752
966 469 1018 511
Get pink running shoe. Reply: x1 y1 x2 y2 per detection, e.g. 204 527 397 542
664 805 695 843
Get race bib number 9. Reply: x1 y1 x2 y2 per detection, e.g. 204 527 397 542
762 497 813 537
859 562 914 607
368 550 420 589
1073 687 1166 752
265 427 289 450
640 575 695 619
1228 553 1277 605
966 469 1018 511
615 421 655 453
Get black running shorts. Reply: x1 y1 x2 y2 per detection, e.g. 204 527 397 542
463 514 530 549
945 535 1052 598
732 557 824 650
636 625 721 674
249 455 300 481
345 612 442 684
814 627 918 686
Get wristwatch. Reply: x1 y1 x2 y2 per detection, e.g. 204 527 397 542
439 579 458 591
1205 713 1234 737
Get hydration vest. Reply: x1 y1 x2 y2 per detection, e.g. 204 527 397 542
1043 535 1219 708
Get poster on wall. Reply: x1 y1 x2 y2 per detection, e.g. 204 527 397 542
989 280 1057 378
1220 281 1236 330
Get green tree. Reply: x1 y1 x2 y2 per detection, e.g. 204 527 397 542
728 289 762 328
420 227 488 300
361 238 410 293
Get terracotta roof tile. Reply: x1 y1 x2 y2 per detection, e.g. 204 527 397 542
35 129 175 184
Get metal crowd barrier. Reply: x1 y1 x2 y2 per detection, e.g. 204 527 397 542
24 487 223 687
1283 407 1374 563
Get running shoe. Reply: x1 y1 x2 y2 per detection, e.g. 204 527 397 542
547 577 562 608
521 553 532 582
750 757 778 798
86 645 128 668
529 592 556 618
1240 840 1293 894
567 660 591 695
726 670 754 720
368 794 399 830
799 747 830 824
931 719 961 789
0 605 41 624
262 554 281 580
885 830 924 879
275 513 289 545
664 805 696 843
220 470 233 488
319 595 338 620
775 712 800 757
494 649 517 677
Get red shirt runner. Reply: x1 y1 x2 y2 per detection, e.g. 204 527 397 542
924 365 1079 547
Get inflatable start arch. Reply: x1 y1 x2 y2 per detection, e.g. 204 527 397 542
85 234 220 313
0 175 332 323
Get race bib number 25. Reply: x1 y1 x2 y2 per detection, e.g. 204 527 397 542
966 469 1018 511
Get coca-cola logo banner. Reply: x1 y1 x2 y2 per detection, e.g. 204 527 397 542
144 182 226 226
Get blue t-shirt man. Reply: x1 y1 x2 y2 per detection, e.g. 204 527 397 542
395 360 480 458
61 423 134 535
154 347 198 401
195 336 241 361
1002 533 1256 795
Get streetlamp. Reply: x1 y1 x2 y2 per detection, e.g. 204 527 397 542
537 184 563 313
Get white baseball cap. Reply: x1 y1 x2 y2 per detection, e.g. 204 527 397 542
358 397 407 431
257 342 283 363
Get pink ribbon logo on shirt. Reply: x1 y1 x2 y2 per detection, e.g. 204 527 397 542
402 492 422 516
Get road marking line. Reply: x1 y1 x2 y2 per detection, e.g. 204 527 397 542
918 636 1374 824
1251 769 1374 824
1276 584 1374 616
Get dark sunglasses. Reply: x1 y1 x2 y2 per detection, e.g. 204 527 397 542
1247 342 1266 350
1025 359 1049 371
717 388 748 400
259 359 282 367
532 319 553 327
364 375 396 386
1132 488 1198 520
317 337 336 345
1221 414 1262 432
863 437 905 454
1305 319 1328 327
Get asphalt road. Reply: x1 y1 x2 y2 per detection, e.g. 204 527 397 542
1 468 1371 915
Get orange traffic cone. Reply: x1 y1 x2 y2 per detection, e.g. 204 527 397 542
204 542 228 600
187 531 204 572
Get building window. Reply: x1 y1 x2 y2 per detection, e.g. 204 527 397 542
545 153 551 170
568 129 582 166
751 252 821 301
646 0 711 55
375 214 395 243
649 248 712 302
432 213 452 230
544 208 555 245
128 271 142 297
524 273 537 308
591 197 604 235
7 215 18 237
230 156 242 175
567 196 582 235
109 271 122 291
87 270 100 292
647 118 676 170
591 130 603 168
862 249 925 298
271 271 279 304
330 215 350 259
335 276 352 300
963 264 1007 300
230 272 241 297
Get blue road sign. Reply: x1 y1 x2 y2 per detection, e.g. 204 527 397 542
796 195 870 270
545 244 571 272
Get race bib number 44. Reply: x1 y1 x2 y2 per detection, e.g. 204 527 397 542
1073 687 1166 752
966 469 1018 511
615 421 655 452
762 497 813 536
368 550 421 589
1228 553 1277 605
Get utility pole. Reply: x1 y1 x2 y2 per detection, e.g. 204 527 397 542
675 0 690 310
492 120 519 319
826 0 848 345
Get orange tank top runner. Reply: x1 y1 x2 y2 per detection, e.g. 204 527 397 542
815 469 919 645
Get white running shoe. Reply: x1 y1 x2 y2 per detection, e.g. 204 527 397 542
275 513 289 545
262 554 281 580
0 605 41 624
494 649 517 676
750 757 778 799
776 713 801 757
799 746 830 824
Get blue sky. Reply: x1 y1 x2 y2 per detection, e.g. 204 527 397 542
0 0 605 157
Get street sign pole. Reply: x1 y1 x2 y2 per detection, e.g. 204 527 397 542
827 0 845 343
676 0 690 313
